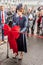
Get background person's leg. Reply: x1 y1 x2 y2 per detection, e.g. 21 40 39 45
2 28 4 41
2 24 4 41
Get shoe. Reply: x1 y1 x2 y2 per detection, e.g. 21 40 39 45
18 54 23 60
12 53 18 59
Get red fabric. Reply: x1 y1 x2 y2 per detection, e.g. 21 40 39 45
11 26 20 39
3 24 20 53
37 16 42 23
3 24 11 36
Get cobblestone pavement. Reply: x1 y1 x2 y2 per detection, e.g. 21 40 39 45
0 36 43 65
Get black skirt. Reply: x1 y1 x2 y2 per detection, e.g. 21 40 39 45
17 34 27 53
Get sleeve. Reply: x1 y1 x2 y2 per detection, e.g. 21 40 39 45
12 14 16 26
20 16 28 33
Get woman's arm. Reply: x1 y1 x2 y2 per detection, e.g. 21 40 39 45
21 16 28 33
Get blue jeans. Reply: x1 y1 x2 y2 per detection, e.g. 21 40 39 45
2 24 4 41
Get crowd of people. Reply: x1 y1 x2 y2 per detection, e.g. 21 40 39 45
0 4 43 60
0 5 43 36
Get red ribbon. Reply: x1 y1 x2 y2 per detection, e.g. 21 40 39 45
3 24 20 53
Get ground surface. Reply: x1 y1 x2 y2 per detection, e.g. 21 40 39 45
0 36 43 65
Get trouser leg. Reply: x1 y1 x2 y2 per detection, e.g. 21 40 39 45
2 28 4 41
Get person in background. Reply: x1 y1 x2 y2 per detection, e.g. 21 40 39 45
11 6 16 15
32 10 37 34
37 10 42 35
28 9 34 34
26 9 30 37
1 6 5 43
0 7 2 28
5 9 13 24
40 10 43 36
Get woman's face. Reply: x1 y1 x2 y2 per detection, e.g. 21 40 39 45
17 8 23 16
17 10 22 16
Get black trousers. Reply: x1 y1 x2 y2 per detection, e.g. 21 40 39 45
37 22 40 34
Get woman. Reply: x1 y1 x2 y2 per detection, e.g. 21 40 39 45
13 4 28 60
37 12 42 35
